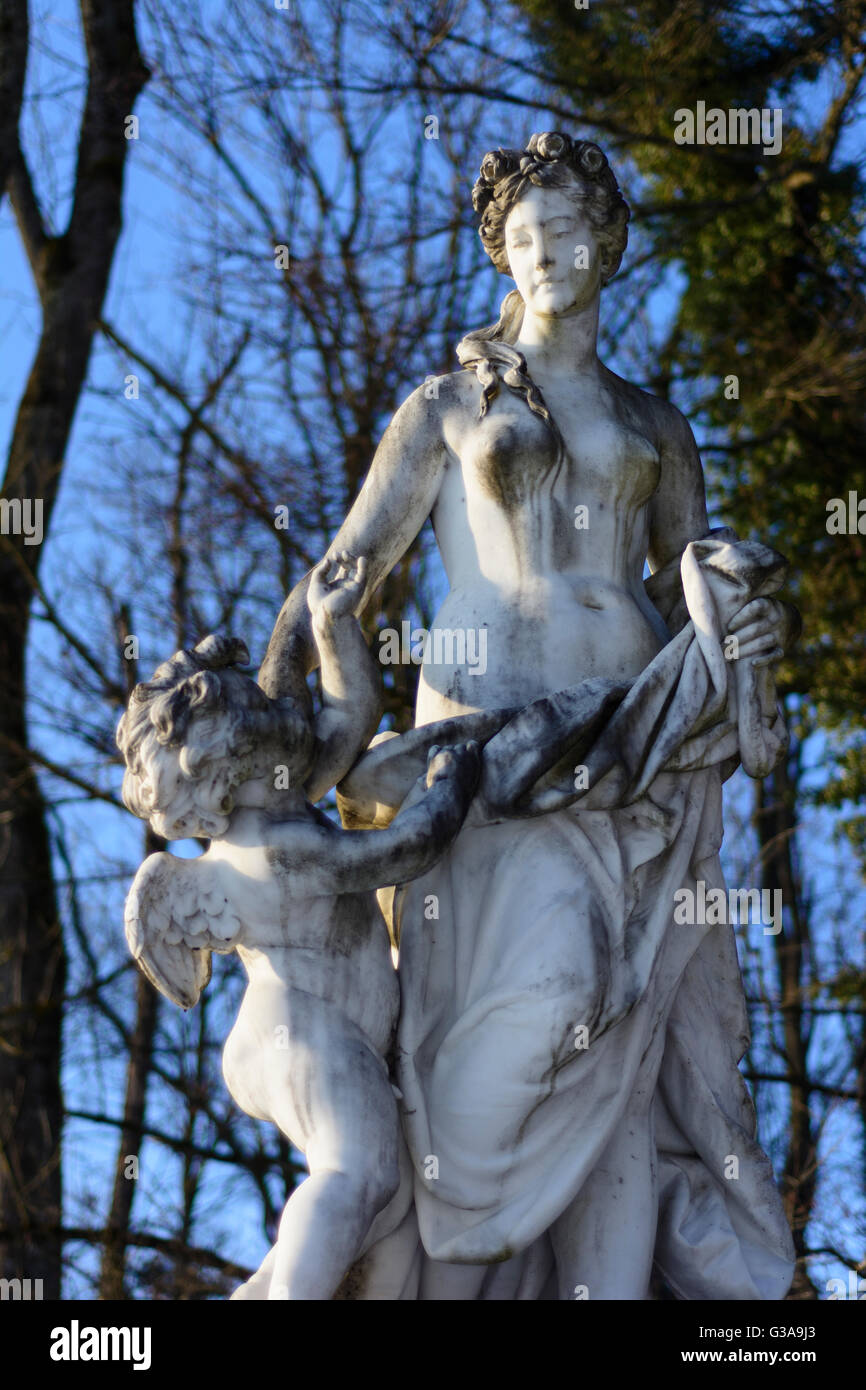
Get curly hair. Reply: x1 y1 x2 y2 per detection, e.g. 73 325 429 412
455 134 629 440
455 289 564 438
116 634 313 840
472 131 629 286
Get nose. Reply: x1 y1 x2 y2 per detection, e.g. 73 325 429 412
535 240 552 270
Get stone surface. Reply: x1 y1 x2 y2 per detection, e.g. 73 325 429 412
122 132 798 1300
117 573 480 1301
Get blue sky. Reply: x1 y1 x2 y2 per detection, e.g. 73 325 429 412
3 0 865 1297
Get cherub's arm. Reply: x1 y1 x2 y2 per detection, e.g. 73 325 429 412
305 552 383 802
272 743 480 897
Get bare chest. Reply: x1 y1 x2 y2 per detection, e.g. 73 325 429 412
460 386 660 515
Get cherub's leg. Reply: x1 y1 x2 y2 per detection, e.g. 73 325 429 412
266 1006 400 1301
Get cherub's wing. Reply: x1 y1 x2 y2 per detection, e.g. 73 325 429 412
124 852 242 1009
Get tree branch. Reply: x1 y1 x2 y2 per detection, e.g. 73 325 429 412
5 146 47 288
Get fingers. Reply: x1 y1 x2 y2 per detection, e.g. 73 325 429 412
751 646 784 668
308 556 332 592
725 595 792 662
727 596 800 660
339 551 366 597
733 639 784 661
727 597 776 632
726 620 785 660
319 550 364 586
726 622 780 650
427 741 478 769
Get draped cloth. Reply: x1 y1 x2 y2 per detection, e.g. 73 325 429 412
339 534 795 1300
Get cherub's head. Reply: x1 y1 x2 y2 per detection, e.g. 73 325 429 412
116 635 313 840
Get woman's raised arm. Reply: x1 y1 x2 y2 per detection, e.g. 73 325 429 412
258 381 449 699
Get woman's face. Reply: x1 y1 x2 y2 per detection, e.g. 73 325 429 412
504 180 602 317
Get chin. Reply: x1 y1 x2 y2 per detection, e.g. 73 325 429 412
533 294 579 317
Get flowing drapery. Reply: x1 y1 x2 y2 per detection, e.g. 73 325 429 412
339 536 795 1299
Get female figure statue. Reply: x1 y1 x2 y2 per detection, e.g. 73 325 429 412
259 132 797 1300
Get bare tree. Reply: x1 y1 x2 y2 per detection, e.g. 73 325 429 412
0 0 148 1295
6 0 861 1299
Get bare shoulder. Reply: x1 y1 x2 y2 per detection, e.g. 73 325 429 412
250 812 342 893
601 363 707 562
601 363 698 457
398 369 478 425
377 371 478 473
262 808 339 854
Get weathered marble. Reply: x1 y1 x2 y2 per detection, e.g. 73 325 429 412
117 562 480 1300
120 131 799 1300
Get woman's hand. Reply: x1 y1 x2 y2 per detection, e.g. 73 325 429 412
726 596 800 667
307 550 367 626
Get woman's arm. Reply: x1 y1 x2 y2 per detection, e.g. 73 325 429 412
306 553 384 803
647 402 709 573
259 384 449 703
646 402 799 668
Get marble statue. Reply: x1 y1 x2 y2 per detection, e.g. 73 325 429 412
120 131 799 1300
116 559 480 1300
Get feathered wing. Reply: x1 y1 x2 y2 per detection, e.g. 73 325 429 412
124 852 242 1009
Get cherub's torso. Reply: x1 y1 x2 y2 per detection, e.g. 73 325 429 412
204 808 399 1110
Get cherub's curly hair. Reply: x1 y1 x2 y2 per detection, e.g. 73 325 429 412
116 634 312 840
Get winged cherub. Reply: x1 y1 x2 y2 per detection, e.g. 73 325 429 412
116 553 480 1300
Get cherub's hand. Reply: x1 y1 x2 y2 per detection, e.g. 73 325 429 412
308 550 367 625
725 596 800 667
426 741 481 799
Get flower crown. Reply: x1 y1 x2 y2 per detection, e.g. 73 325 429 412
471 131 611 217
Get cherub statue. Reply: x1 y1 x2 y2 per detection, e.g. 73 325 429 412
116 553 480 1300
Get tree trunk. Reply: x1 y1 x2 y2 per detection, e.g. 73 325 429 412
97 909 159 1300
753 747 818 1299
0 0 148 1296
